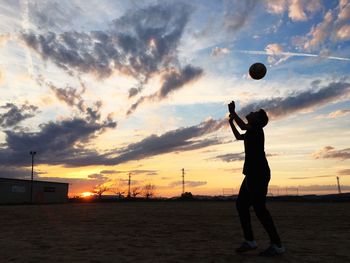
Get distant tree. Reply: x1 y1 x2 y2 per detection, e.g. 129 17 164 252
181 192 193 200
143 184 156 199
113 188 125 199
93 184 109 199
131 186 141 198
112 180 126 199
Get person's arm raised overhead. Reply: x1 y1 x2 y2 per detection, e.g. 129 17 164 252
228 101 251 130
228 111 244 140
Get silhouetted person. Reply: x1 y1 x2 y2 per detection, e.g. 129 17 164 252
228 101 285 256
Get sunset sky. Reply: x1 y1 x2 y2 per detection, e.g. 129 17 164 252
0 0 349 197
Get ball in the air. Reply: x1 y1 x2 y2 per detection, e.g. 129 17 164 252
249 62 267 80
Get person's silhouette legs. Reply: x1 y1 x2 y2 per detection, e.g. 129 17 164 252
236 178 254 241
236 176 282 253
252 198 281 246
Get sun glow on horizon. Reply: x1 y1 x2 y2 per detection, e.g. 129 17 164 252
80 192 94 198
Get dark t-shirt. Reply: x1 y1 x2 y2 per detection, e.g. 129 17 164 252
242 126 270 177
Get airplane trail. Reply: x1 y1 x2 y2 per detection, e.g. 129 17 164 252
235 49 350 61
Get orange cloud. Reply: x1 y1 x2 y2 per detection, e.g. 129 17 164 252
266 0 321 21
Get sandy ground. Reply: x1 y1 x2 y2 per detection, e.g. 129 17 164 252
1 201 349 262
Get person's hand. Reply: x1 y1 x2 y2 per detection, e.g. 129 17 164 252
228 113 234 122
228 101 235 114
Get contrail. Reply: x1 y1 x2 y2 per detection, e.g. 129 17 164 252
234 49 350 61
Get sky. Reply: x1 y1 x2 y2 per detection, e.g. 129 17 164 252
0 0 349 197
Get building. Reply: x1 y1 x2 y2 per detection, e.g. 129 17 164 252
0 178 68 204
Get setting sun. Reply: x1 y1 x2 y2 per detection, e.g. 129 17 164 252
81 192 94 198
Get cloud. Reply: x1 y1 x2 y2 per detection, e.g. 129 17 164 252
0 69 3 85
0 34 11 45
312 146 350 160
302 10 333 50
288 0 307 21
169 180 207 188
288 175 334 179
100 170 122 175
129 170 158 176
338 169 350 175
0 117 225 167
222 167 243 173
158 65 203 98
22 2 204 112
49 82 85 111
223 0 258 32
316 109 350 119
104 169 159 176
336 0 350 40
336 24 350 40
47 80 116 125
21 3 193 87
265 43 290 65
211 47 231 57
339 0 350 21
295 1 350 51
215 152 245 162
0 166 45 179
266 0 287 14
27 1 83 31
0 103 39 128
265 43 284 54
73 118 224 167
126 64 203 115
87 173 109 182
215 152 278 162
0 116 116 166
239 81 350 119
266 0 322 21
105 118 226 165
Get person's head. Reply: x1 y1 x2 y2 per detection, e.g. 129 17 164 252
246 109 269 128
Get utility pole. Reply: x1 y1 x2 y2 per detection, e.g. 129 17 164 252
29 151 36 203
182 168 185 194
336 176 341 194
128 173 131 198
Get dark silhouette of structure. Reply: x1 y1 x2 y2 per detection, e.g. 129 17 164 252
30 151 36 203
0 177 68 204
337 176 341 194
182 168 185 194
228 101 284 256
128 173 131 198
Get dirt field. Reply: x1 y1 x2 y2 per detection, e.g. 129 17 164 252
1 201 349 262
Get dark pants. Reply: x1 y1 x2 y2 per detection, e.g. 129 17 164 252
236 176 281 245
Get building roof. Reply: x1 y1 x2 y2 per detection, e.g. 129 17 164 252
0 177 69 185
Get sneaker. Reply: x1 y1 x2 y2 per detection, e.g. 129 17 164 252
235 240 257 253
259 244 285 256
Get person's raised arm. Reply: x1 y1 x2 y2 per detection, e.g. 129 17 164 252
228 116 244 140
228 101 250 130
